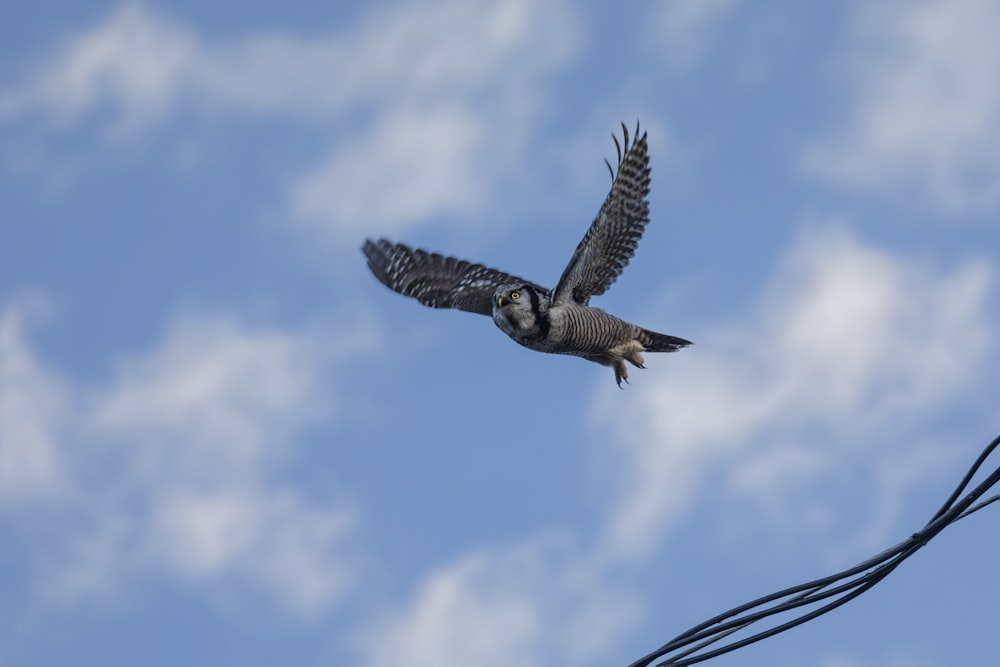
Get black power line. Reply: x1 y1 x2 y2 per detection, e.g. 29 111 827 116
628 432 1000 667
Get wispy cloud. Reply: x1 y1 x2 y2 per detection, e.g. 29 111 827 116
93 313 327 477
0 1 576 129
0 299 70 504
0 4 196 132
284 0 580 236
598 224 993 558
361 538 638 667
1 305 366 615
0 0 580 236
147 486 354 615
804 0 1000 214
290 107 489 236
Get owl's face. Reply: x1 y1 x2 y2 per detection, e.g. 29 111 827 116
492 283 543 336
494 284 530 309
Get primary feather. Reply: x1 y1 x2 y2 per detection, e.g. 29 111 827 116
553 121 651 307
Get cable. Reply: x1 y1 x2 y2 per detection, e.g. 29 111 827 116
627 432 1000 667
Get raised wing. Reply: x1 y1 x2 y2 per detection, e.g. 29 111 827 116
552 122 652 306
362 238 541 316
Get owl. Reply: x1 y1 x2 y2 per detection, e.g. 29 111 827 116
362 122 691 386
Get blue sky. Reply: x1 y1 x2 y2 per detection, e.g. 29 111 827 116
1 1 998 665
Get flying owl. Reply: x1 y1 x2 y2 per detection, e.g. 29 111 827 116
362 122 691 386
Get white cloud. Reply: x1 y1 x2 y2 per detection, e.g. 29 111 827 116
152 489 258 575
93 313 327 481
1 305 364 615
0 0 580 235
283 0 579 236
599 224 993 558
0 4 197 133
291 107 488 235
0 0 575 127
367 551 543 667
362 539 638 667
150 487 354 615
0 300 68 504
804 0 1000 214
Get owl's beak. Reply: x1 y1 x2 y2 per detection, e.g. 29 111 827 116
497 296 506 307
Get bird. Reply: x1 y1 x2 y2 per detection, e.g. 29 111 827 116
362 121 691 386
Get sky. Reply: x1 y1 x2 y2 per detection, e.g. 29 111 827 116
1 1 999 666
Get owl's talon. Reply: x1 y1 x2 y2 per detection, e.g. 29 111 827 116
614 360 631 387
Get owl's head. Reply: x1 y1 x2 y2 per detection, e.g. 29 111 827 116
492 283 546 336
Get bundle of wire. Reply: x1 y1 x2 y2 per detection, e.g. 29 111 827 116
628 433 1000 667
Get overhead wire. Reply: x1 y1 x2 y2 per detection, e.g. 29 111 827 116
627 432 1000 667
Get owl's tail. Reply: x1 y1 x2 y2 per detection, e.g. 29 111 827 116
640 328 692 353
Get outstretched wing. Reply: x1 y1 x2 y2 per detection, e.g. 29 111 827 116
552 122 652 306
362 238 541 316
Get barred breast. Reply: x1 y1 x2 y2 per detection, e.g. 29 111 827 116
543 304 636 355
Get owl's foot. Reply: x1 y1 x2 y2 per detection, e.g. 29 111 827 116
614 361 629 388
611 343 649 387
614 359 644 388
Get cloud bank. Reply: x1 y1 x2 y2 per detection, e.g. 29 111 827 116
1 305 362 614
805 0 1000 214
0 1 580 236
599 224 993 558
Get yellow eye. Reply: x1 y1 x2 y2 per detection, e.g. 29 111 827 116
511 291 521 300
